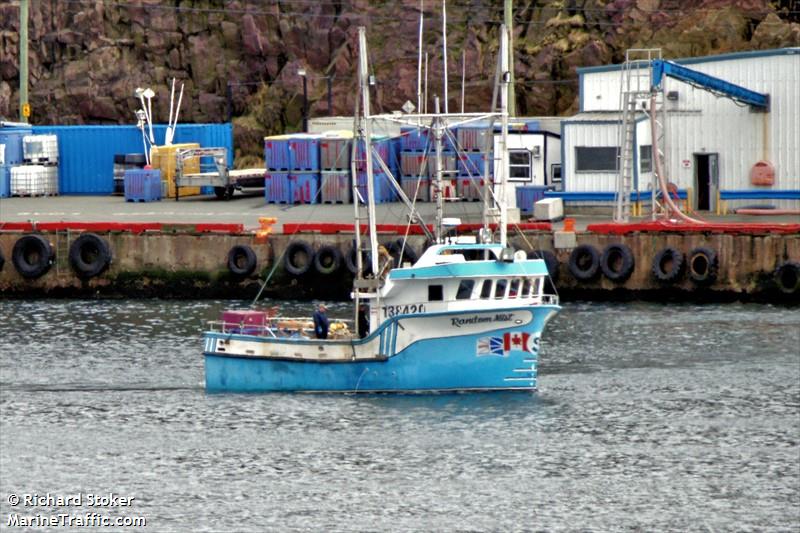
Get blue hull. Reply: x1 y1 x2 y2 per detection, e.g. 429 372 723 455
204 306 558 393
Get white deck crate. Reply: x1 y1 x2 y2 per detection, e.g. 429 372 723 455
22 134 59 164
11 165 59 196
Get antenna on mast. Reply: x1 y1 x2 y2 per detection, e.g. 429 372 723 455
441 0 448 114
417 0 424 122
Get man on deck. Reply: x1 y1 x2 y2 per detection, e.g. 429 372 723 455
313 303 330 339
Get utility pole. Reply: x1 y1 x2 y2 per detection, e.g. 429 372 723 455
19 0 29 122
504 0 516 118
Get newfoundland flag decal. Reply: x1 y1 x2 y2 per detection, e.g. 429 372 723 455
477 332 540 357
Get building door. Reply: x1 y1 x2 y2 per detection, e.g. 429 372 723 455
694 153 719 211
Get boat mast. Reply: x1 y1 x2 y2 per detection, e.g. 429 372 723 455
498 24 510 248
358 27 380 277
433 97 444 243
351 50 363 330
441 0 449 114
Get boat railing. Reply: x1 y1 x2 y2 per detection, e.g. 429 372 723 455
541 294 559 306
208 316 354 339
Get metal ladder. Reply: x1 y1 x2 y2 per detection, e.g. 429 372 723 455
54 229 71 275
615 48 662 222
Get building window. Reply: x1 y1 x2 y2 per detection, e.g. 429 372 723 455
456 280 475 300
575 146 619 173
480 280 493 299
550 164 562 186
509 149 532 182
494 279 507 299
640 145 653 173
428 285 443 301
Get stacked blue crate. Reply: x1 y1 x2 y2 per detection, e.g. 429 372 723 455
320 136 352 204
288 134 321 204
1 126 33 198
357 171 396 204
0 166 9 198
516 186 549 216
124 169 162 202
264 136 292 203
265 172 292 203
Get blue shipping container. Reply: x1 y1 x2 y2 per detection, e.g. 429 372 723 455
31 123 233 194
0 165 10 198
0 127 33 166
124 169 162 202
400 126 429 152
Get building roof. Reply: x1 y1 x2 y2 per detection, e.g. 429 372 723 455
562 111 647 124
577 47 800 75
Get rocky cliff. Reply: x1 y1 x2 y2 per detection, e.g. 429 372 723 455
1 0 798 164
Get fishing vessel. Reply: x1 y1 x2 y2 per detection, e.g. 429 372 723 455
203 26 560 393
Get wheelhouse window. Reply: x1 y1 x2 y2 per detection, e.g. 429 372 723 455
508 279 520 298
428 285 443 301
480 279 493 299
575 146 619 173
521 279 532 297
532 277 542 296
494 279 507 299
509 149 532 182
456 280 475 300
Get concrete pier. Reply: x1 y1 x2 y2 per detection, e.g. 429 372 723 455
0 195 798 301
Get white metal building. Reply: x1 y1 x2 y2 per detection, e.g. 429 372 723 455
560 48 800 212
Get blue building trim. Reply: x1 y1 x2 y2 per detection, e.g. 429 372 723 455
720 189 800 200
577 47 799 75
579 72 585 112
545 190 688 202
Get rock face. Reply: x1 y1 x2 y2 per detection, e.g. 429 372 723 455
1 0 798 162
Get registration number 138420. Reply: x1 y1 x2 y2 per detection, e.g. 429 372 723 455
382 304 426 317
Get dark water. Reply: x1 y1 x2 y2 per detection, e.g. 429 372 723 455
0 300 798 532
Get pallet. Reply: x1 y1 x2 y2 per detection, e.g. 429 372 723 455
22 159 58 165
12 192 59 197
322 200 347 204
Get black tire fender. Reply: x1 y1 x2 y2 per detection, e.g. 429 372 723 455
775 261 800 294
688 246 718 285
69 233 113 279
345 243 360 275
568 244 600 281
12 235 54 279
652 247 685 283
527 250 559 282
227 245 257 277
284 241 315 276
600 243 635 283
314 245 343 275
